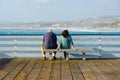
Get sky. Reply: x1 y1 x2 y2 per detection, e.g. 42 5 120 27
0 0 120 23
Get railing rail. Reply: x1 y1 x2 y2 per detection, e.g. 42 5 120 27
0 31 120 58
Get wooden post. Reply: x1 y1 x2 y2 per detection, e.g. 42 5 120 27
14 38 17 57
82 51 86 60
98 37 102 58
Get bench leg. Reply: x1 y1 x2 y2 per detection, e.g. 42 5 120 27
49 53 52 60
82 51 86 60
59 52 63 59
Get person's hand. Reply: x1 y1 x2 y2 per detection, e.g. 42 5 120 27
71 45 74 49
71 46 78 51
72 48 78 51
55 48 59 51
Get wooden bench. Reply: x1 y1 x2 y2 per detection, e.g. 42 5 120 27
45 48 92 60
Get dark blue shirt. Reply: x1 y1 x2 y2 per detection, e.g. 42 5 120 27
43 32 57 49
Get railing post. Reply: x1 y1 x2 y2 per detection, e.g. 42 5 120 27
14 37 17 57
82 51 86 60
98 37 102 58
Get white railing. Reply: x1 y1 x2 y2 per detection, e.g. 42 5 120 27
0 33 120 58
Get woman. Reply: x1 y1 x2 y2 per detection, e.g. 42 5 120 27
57 30 74 60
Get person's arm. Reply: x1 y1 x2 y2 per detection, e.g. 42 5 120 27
69 35 74 49
56 37 61 51
56 44 60 51
43 35 45 43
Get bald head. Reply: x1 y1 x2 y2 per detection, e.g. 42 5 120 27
48 29 53 32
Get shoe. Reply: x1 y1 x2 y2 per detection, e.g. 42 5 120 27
52 56 57 60
66 58 69 60
66 53 69 60
42 56 46 60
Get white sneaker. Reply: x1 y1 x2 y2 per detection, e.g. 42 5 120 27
66 58 69 60
66 54 69 60
83 58 86 60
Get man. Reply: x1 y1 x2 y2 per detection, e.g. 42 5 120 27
42 29 57 60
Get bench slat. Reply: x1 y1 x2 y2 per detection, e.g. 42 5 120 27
45 48 92 52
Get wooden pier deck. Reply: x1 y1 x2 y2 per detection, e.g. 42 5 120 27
0 58 120 80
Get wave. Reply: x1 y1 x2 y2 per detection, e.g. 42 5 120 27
0 26 120 32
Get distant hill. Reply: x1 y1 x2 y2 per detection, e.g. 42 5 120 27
0 16 120 29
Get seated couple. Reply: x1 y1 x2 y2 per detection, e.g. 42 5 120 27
41 29 74 60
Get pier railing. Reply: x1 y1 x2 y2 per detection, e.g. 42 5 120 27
0 31 120 58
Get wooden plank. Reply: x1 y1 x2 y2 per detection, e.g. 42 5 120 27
110 59 120 68
14 58 36 80
106 60 120 78
49 60 60 80
0 58 120 80
0 58 24 80
2 59 29 80
78 60 97 80
94 60 120 80
37 60 52 80
69 60 84 80
101 60 120 80
0 59 12 68
86 60 109 80
45 48 91 52
61 60 73 80
26 59 44 80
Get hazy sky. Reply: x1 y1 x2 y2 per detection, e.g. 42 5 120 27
0 0 120 23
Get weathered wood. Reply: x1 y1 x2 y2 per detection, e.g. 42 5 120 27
2 59 29 80
69 60 84 80
0 58 120 80
26 59 44 80
45 48 91 52
110 59 120 68
78 60 97 80
14 58 36 80
86 60 109 80
103 60 120 79
37 60 52 80
61 60 73 80
45 48 92 60
0 58 12 69
0 58 23 80
94 60 120 80
49 60 60 80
